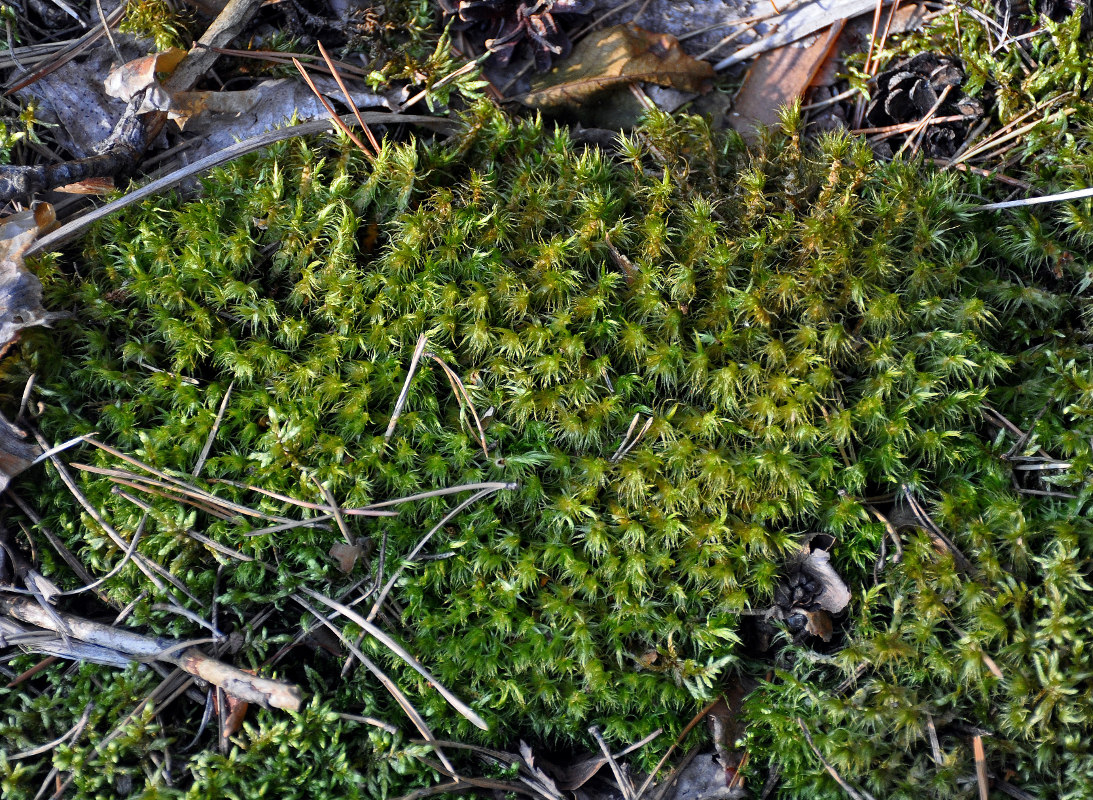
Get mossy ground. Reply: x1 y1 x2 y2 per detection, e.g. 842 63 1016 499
1 63 1093 800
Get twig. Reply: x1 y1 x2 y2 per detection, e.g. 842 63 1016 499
386 334 430 444
972 735 989 800
797 718 874 800
164 0 264 93
0 594 302 710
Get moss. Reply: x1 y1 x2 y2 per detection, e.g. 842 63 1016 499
3 104 1092 796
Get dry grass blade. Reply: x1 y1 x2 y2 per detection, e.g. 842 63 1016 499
207 477 398 517
312 477 355 546
292 56 373 157
428 352 490 458
81 437 294 521
318 40 381 155
895 85 951 158
241 514 334 537
386 333 430 444
927 715 942 764
73 461 288 524
203 45 369 78
300 586 489 731
957 107 1075 167
8 703 92 776
193 381 233 479
399 56 486 112
32 433 199 603
7 490 100 597
3 2 125 93
797 718 875 800
358 481 517 511
366 486 499 624
336 712 399 734
291 594 457 774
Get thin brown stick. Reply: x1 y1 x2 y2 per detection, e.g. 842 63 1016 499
972 735 989 800
318 40 380 155
635 697 720 799
293 57 373 155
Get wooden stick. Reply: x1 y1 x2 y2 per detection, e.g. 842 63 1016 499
0 594 302 711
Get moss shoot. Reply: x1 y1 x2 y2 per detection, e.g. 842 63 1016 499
1 104 1091 798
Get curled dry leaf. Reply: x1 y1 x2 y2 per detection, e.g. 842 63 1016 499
329 541 363 573
104 48 188 113
0 205 60 488
797 546 851 614
799 607 835 641
521 23 714 109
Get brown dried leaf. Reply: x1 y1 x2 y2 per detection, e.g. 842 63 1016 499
800 607 834 641
0 204 65 350
731 21 845 139
329 541 363 573
794 539 851 613
104 48 187 112
55 177 115 195
522 24 714 109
